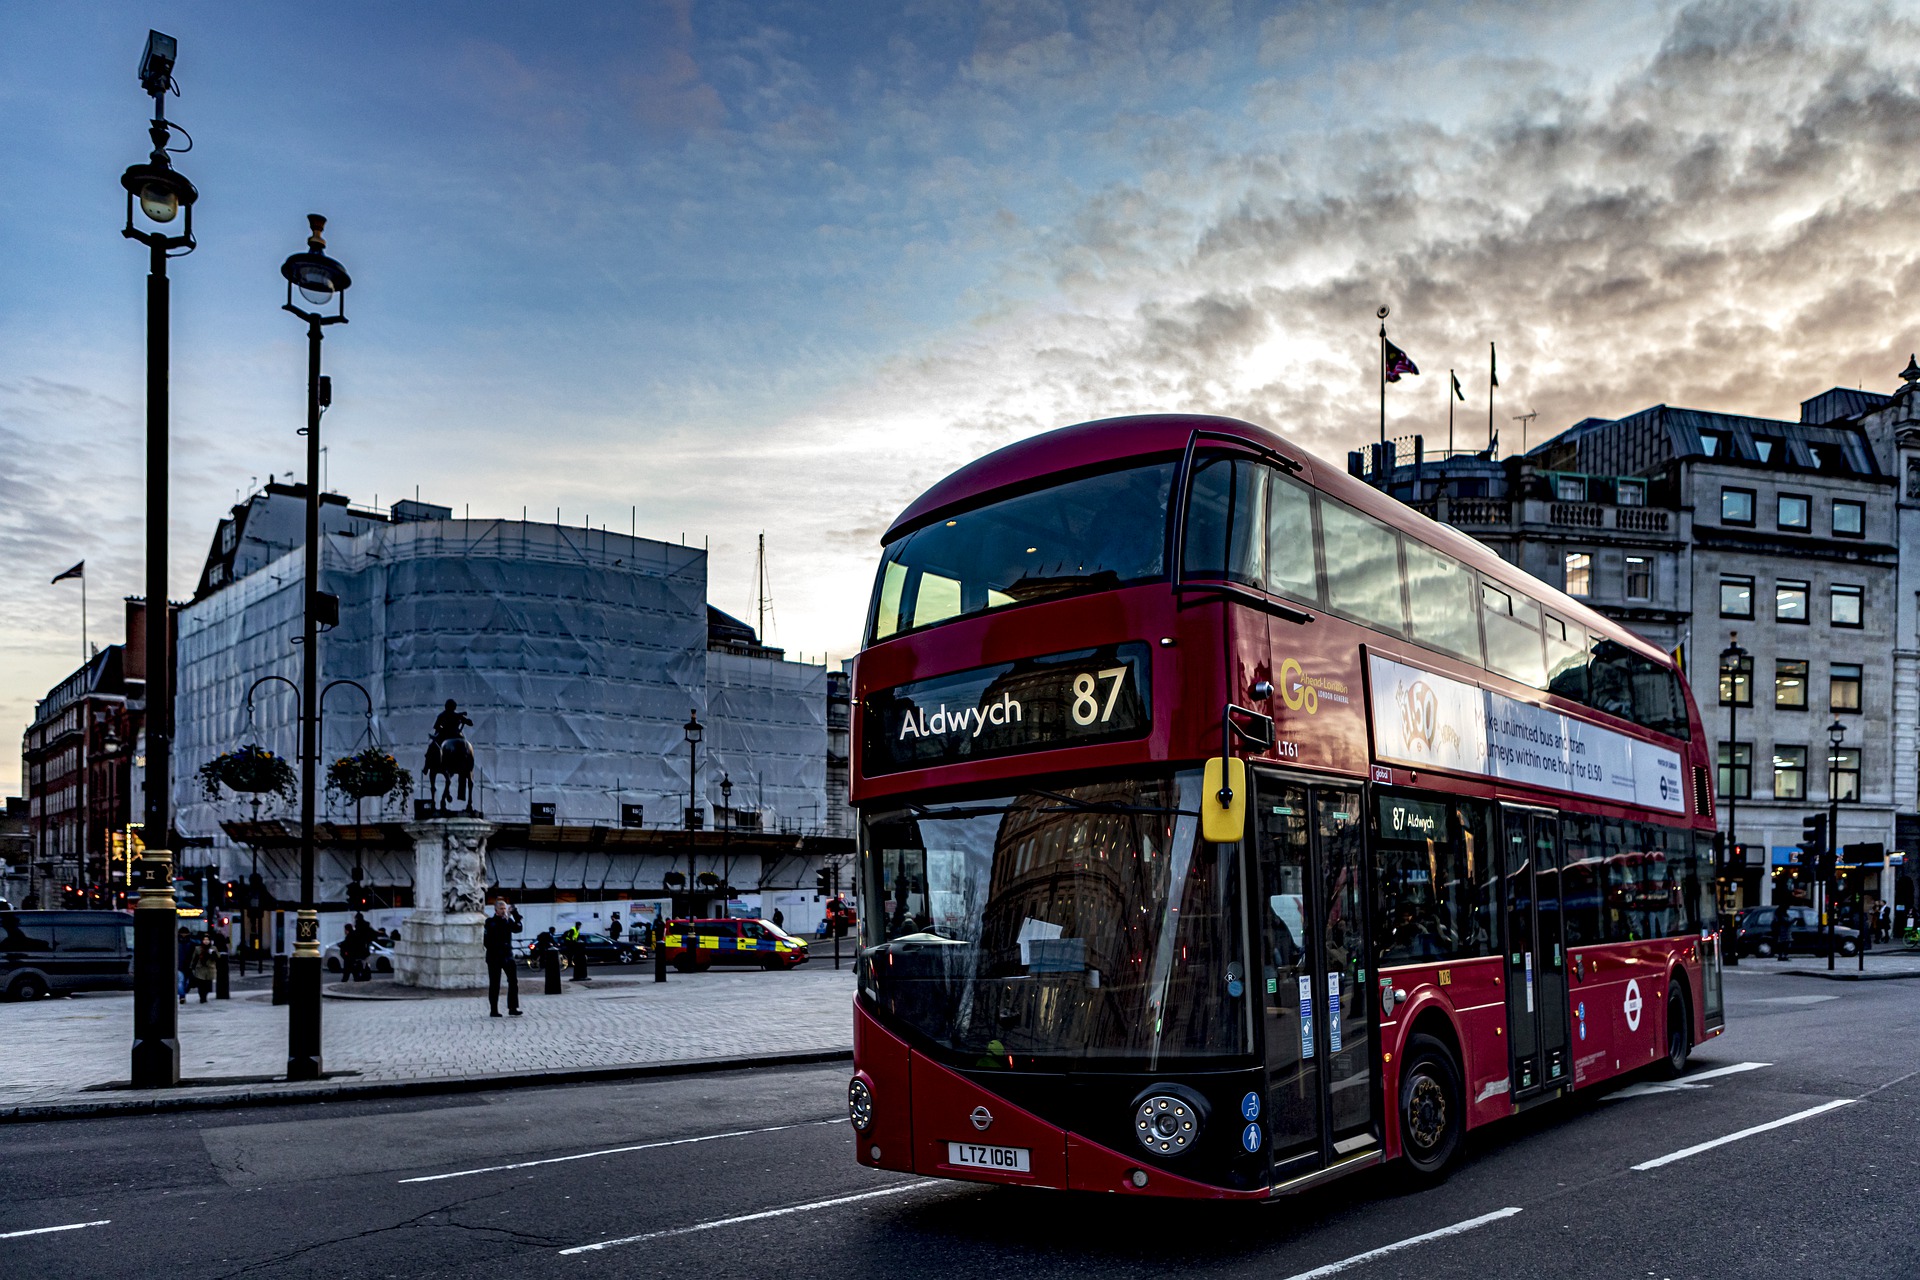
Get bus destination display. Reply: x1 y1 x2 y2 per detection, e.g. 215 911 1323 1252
862 642 1152 775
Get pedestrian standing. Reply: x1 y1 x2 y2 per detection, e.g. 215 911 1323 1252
771 907 784 930
484 897 523 1017
564 923 590 981
176 926 194 1004
1881 904 1892 943
608 915 623 943
190 938 217 1003
1771 903 1792 961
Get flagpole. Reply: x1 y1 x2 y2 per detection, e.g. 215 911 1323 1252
81 569 88 661
1488 341 1497 458
1378 316 1387 455
1448 369 1455 458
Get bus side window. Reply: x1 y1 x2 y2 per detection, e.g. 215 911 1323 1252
1481 582 1547 689
1626 654 1690 740
1403 541 1480 662
1558 815 1604 946
1318 498 1405 634
1265 470 1322 605
1183 455 1267 586
1544 614 1589 703
1586 638 1635 720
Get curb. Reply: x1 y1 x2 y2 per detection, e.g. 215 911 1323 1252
1774 967 1920 982
0 1048 852 1125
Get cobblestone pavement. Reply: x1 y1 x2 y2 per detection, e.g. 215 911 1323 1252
0 960 857 1116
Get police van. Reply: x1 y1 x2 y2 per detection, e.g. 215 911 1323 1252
661 918 809 971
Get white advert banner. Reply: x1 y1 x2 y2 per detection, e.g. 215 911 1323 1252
1368 654 1686 813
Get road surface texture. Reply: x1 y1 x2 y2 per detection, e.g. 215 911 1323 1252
1 961 1912 1279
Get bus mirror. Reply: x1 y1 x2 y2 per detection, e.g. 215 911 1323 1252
1202 757 1247 844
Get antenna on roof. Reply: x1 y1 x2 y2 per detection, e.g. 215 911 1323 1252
754 532 776 645
1512 410 1538 455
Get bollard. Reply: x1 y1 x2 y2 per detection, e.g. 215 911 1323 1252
215 951 231 1000
271 954 288 1006
654 937 667 983
543 948 563 995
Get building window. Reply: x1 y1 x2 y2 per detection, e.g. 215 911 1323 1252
1755 438 1778 463
1719 655 1753 707
1617 479 1646 506
1773 746 1808 800
1555 476 1587 502
1830 583 1863 628
1777 493 1810 530
1832 499 1865 538
1624 555 1651 601
1775 580 1808 623
1720 575 1754 618
1717 742 1752 799
1563 552 1591 597
1701 432 1726 457
1720 487 1755 526
1830 663 1862 712
1775 659 1808 709
1828 747 1861 802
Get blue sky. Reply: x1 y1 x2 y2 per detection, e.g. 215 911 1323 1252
6 0 1920 794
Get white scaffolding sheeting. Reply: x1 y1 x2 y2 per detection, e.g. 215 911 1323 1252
705 650 827 833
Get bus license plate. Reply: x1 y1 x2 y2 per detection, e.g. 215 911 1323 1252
947 1141 1031 1173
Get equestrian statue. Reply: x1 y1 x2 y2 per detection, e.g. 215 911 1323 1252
424 699 475 811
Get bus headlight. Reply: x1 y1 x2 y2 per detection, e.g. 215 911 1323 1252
1132 1086 1206 1156
848 1076 875 1130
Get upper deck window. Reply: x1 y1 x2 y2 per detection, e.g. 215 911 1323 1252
868 462 1176 643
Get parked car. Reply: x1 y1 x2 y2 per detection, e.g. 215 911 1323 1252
663 918 809 971
0 910 135 1000
524 931 647 968
323 939 395 974
1733 904 1860 957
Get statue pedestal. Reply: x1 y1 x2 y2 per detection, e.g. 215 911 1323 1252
393 817 496 989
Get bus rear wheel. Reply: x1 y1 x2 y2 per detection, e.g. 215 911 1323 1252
1398 1033 1463 1179
1656 987 1691 1079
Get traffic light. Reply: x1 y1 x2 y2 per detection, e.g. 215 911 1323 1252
815 866 832 898
1800 813 1828 866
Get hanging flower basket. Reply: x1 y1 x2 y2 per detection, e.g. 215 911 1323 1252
196 744 297 804
326 746 413 807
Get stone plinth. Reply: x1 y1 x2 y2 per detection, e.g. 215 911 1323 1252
393 816 496 989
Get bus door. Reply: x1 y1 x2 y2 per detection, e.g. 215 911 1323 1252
1255 772 1377 1184
1502 806 1570 1096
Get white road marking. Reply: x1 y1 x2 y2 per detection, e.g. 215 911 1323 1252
1631 1099 1856 1171
398 1118 842 1183
0 1220 111 1241
1605 1061 1772 1101
559 1182 932 1254
1275 1208 1524 1280
1753 995 1839 1005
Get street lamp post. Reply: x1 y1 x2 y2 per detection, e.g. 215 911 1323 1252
1719 636 1748 966
719 773 733 914
122 28 199 1090
1827 717 1845 973
280 215 351 1081
683 710 702 914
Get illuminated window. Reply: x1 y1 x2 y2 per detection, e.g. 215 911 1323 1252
1563 552 1591 597
1775 659 1808 709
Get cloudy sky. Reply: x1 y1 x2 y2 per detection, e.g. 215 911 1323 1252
5 0 1920 795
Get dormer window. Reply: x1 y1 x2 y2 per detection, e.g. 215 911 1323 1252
1555 476 1586 502
1617 479 1646 506
1700 432 1726 457
1755 439 1777 463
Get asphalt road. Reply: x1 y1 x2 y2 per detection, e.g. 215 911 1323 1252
2 964 1915 1280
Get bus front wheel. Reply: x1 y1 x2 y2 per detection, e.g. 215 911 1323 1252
1398 1033 1463 1179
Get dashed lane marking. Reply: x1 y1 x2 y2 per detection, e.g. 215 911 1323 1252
0 1220 111 1241
1631 1099 1857 1171
1274 1208 1525 1280
558 1182 933 1254
1605 1061 1771 1100
397 1118 842 1183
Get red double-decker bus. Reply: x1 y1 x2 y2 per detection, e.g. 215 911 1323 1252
846 414 1725 1200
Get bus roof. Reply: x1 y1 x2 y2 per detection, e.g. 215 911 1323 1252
884 413 1677 671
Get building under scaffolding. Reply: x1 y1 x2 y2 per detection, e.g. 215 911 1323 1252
170 484 849 922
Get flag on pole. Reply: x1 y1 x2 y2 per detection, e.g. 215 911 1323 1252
51 561 84 584
1382 339 1419 383
1451 371 1465 401
1490 342 1499 388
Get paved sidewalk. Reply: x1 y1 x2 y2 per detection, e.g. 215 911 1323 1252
1724 947 1920 981
0 961 856 1120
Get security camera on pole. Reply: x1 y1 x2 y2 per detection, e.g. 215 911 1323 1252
121 29 199 1090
